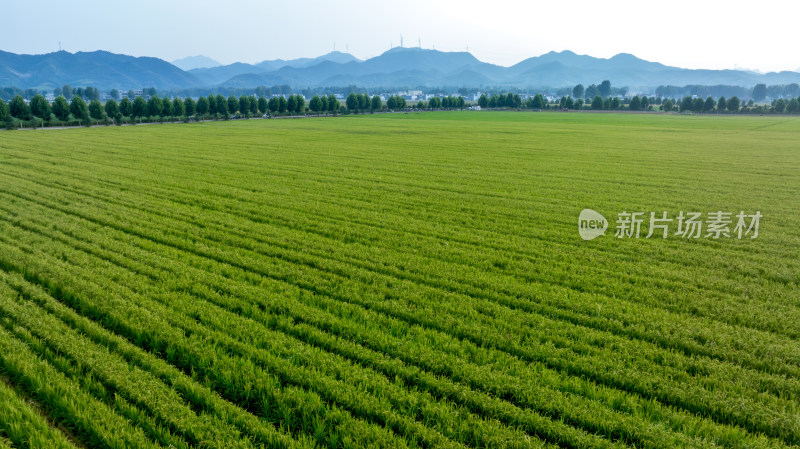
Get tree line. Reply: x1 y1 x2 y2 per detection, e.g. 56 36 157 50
473 91 800 114
656 83 800 102
0 91 424 130
4 89 798 130
0 93 337 128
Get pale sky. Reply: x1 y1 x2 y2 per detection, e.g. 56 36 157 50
2 0 798 72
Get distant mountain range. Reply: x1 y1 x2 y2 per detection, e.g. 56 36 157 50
0 50 199 90
2 48 799 91
187 51 361 85
171 55 220 71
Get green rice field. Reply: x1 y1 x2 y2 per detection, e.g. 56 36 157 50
0 111 798 448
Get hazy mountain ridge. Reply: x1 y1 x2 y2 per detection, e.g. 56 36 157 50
187 48 800 89
172 55 220 70
192 51 363 85
0 50 200 90
2 48 799 91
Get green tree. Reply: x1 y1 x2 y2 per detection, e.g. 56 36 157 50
752 84 767 102
457 96 465 109
277 96 287 113
161 97 172 117
371 95 381 112
30 94 50 119
249 96 258 115
531 94 545 109
171 97 185 116
356 93 367 111
104 99 119 117
786 98 800 114
258 96 268 114
585 84 599 99
69 96 88 120
146 96 162 116
294 94 304 114
703 96 716 112
478 94 488 108
346 93 358 112
661 99 674 112
109 89 119 100
572 84 584 99
216 94 228 115
119 97 132 117
591 95 603 110
207 95 217 114
0 98 7 122
598 80 611 98
717 96 727 112
679 96 693 112
773 98 787 113
88 99 104 120
9 95 31 119
227 95 239 115
268 96 279 114
693 97 705 112
327 94 339 114
416 100 425 109
84 87 100 101
62 84 74 99
196 96 209 115
610 97 619 109
132 97 147 118
52 96 70 120
287 95 297 114
184 98 195 116
309 95 322 114
239 96 250 116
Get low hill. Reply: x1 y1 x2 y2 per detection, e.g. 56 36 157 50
0 50 200 90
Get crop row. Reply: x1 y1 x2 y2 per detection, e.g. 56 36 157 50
2 169 798 434
2 149 797 349
0 189 790 449
0 172 792 444
1 156 797 391
0 232 567 449
0 372 76 449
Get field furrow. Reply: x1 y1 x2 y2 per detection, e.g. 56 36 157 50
0 112 797 448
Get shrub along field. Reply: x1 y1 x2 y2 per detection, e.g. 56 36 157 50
0 111 798 448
